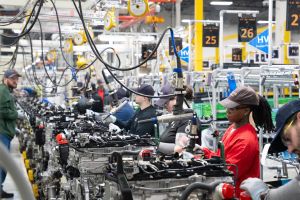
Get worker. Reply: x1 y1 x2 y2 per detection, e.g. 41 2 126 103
240 100 300 200
97 79 106 106
105 84 157 137
194 86 274 197
91 83 104 113
156 84 201 154
0 69 22 198
108 87 135 124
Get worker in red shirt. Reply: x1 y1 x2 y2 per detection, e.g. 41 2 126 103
97 79 106 106
197 86 274 197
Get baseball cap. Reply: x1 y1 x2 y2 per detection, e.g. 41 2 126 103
155 84 175 108
135 84 155 96
220 86 259 108
269 100 300 153
4 69 22 78
108 87 129 103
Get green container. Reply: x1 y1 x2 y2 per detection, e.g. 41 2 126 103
217 103 227 119
193 102 227 119
192 103 203 118
192 103 212 118
267 99 274 108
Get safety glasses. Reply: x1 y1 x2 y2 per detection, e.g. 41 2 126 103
281 114 296 147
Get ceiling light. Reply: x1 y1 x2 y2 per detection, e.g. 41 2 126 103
210 1 233 6
257 20 276 24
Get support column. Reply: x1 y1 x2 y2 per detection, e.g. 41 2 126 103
215 47 220 64
242 42 246 62
175 0 182 28
275 1 290 64
194 0 203 71
284 26 291 64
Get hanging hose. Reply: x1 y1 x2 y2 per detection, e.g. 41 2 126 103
179 181 222 200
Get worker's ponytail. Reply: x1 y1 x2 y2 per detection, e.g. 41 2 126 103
251 95 274 132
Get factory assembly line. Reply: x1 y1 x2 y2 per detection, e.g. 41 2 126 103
0 0 299 200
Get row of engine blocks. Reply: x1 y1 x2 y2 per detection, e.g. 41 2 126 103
17 97 236 200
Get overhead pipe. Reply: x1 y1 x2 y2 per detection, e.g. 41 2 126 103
194 0 203 71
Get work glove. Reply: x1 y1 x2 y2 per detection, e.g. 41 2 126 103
102 114 117 124
240 178 269 200
86 109 95 117
109 123 121 134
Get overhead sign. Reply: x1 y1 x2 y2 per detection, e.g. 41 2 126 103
286 0 300 31
169 37 183 55
288 45 299 58
249 29 269 54
178 46 189 63
203 61 209 68
202 24 219 47
232 48 242 62
141 43 157 60
272 49 279 59
254 49 280 63
238 16 257 42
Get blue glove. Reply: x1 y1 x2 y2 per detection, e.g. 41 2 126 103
240 178 268 200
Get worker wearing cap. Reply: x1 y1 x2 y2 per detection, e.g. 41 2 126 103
240 100 300 200
196 86 274 197
0 69 22 198
97 79 106 106
106 84 157 137
156 84 200 154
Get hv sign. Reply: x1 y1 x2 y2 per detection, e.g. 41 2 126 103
249 29 269 54
178 46 189 63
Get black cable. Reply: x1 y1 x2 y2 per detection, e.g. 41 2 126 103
30 18 78 88
0 0 42 39
27 30 58 89
179 181 222 200
48 0 78 71
0 14 31 29
0 3 39 67
49 0 122 79
20 46 35 85
37 18 58 86
72 0 171 72
72 0 177 99
30 0 121 88
8 44 20 69
0 47 18 66
0 0 31 24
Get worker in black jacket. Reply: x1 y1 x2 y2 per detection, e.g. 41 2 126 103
105 84 157 137
156 84 200 154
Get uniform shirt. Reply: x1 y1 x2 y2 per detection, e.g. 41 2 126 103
97 88 105 106
159 120 190 143
0 84 18 139
115 105 156 137
202 123 260 197
91 92 103 113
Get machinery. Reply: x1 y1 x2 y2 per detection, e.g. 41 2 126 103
16 97 237 200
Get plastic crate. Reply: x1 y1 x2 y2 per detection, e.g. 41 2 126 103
193 102 227 119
